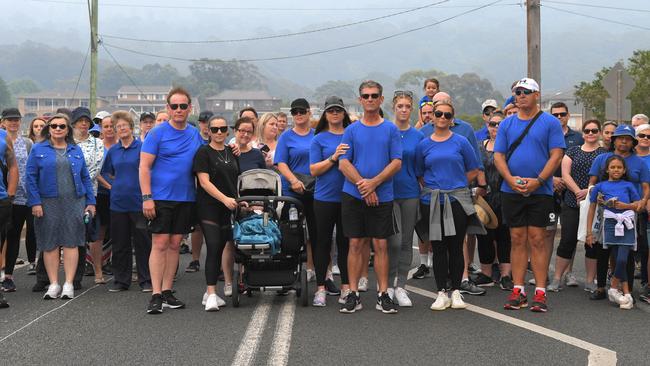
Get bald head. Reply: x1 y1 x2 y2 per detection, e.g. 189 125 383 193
432 91 451 103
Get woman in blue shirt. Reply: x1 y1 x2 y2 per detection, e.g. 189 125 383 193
101 111 151 292
309 96 350 307
388 90 423 307
414 101 482 311
26 113 96 300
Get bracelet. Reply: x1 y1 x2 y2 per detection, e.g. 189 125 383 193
537 176 546 186
328 155 337 163
142 194 152 201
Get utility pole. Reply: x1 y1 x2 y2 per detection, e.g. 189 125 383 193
89 0 98 116
527 0 541 88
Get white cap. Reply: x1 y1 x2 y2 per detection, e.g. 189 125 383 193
93 111 111 123
512 78 540 92
481 99 498 111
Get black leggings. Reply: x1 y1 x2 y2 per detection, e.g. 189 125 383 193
477 211 510 265
5 204 37 274
557 205 598 260
313 200 349 286
596 242 635 291
421 201 468 292
200 220 230 286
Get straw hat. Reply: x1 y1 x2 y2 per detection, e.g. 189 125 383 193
473 195 498 229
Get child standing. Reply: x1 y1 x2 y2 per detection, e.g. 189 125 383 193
586 156 641 309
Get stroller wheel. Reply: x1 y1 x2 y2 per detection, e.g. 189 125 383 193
299 267 308 307
232 270 240 308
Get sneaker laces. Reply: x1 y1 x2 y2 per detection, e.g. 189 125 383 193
533 290 546 303
508 288 523 301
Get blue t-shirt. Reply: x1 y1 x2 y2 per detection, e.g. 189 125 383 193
0 129 7 199
141 121 203 202
239 148 266 172
394 127 424 200
310 131 346 202
494 112 566 196
274 128 314 197
475 126 488 142
415 133 479 205
420 119 484 170
589 180 640 213
101 139 143 212
639 154 650 171
340 120 402 202
588 152 650 198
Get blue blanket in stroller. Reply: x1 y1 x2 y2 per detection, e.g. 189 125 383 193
233 214 282 254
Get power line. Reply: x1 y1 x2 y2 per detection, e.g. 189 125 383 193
102 0 503 63
542 4 650 31
101 43 154 106
72 44 91 99
542 1 650 14
100 0 452 44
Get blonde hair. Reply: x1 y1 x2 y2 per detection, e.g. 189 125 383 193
433 100 455 115
257 112 278 144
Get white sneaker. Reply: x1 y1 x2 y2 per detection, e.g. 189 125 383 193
430 291 451 311
307 269 316 283
607 288 622 303
205 294 220 311
224 283 233 297
387 288 395 300
618 294 634 310
358 277 368 292
338 289 351 305
312 289 327 307
203 292 226 307
43 283 61 300
332 265 341 276
450 289 468 309
565 272 579 287
61 282 74 299
394 287 413 307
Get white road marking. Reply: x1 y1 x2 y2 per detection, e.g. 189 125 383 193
231 296 272 366
405 285 617 366
267 299 295 366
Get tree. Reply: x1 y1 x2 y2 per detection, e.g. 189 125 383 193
0 77 11 110
574 67 610 121
187 59 265 104
312 80 356 101
8 79 40 96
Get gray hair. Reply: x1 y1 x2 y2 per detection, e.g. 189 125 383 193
358 80 383 96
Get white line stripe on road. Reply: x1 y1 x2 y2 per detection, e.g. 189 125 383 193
267 299 295 366
231 296 272 366
405 285 617 366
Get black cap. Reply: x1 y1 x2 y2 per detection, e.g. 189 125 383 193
324 96 345 111
140 112 156 121
71 107 94 128
198 110 214 123
1 108 22 119
290 98 310 112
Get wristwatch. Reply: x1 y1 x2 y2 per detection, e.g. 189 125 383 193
328 155 337 164
142 194 153 201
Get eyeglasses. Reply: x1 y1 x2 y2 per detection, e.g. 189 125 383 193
237 129 253 135
393 90 413 98
434 111 454 120
291 108 307 116
326 107 344 114
210 126 229 134
169 103 189 110
360 93 380 100
552 112 568 118
514 89 534 96
49 123 67 130
637 133 650 139
583 128 600 135
488 122 500 128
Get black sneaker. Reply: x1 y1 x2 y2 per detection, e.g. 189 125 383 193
324 278 340 296
473 273 495 287
2 278 16 292
460 280 486 296
590 288 606 300
84 262 95 277
499 276 514 291
639 287 650 304
339 291 362 314
0 292 8 308
108 283 128 292
161 290 185 309
27 263 36 275
412 264 429 279
376 292 398 314
185 260 200 273
147 294 163 314
468 263 480 275
32 281 48 292
179 243 191 254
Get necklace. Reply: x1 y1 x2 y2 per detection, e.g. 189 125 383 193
55 147 67 157
214 147 230 164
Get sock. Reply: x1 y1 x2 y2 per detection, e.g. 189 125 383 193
535 287 546 294
514 285 525 294
420 254 428 266
427 252 433 267
462 277 469 282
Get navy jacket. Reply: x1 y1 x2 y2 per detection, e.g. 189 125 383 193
26 140 96 207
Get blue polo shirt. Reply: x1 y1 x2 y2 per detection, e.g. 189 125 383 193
564 127 584 149
420 119 484 170
310 131 345 202
394 127 424 199
589 152 650 198
274 128 314 197
340 119 402 202
494 112 566 196
101 139 143 212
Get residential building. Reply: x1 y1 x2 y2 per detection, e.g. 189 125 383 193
205 90 282 117
17 91 110 118
113 85 171 114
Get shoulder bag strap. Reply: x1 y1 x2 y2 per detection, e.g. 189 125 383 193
505 110 543 162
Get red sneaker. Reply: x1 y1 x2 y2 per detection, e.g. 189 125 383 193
530 290 548 313
504 288 528 310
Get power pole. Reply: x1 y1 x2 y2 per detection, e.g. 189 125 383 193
89 0 98 115
527 0 541 88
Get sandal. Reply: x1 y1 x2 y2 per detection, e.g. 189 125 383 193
94 278 107 285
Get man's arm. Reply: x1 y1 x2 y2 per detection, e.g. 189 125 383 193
524 148 564 193
5 135 18 197
494 151 526 194
339 159 364 186
139 152 156 219
356 159 402 198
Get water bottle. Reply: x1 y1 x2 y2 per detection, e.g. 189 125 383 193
83 211 92 224
289 204 298 222
516 179 530 197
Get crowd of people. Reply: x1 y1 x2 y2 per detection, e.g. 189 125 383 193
1 78 649 315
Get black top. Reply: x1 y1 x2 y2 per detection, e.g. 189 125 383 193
238 148 266 172
564 145 605 208
193 145 240 220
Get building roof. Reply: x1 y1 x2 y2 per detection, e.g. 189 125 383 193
17 91 108 101
117 85 172 94
206 90 277 101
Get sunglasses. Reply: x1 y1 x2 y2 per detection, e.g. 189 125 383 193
515 89 534 96
49 123 67 130
210 126 228 134
488 122 500 128
583 128 600 135
552 112 568 118
434 111 454 120
637 133 650 139
360 93 380 100
326 107 344 114
393 90 414 98
169 103 189 110
291 108 307 116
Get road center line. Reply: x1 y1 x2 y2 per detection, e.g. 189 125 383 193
267 299 295 366
405 285 617 366
231 296 272 366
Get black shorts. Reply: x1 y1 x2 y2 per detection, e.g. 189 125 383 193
96 194 111 227
341 193 397 239
149 200 195 235
501 193 556 228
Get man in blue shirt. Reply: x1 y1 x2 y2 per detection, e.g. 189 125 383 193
140 87 204 314
339 80 402 314
0 110 19 308
494 78 566 313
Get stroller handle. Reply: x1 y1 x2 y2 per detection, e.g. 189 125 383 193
236 195 304 211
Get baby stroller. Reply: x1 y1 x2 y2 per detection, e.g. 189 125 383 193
231 169 309 307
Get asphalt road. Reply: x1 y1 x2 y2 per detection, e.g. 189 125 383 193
1 241 648 366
